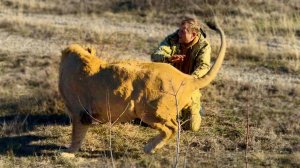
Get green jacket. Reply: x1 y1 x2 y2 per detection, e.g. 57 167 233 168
151 30 211 79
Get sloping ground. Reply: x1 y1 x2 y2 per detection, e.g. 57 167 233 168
0 11 299 94
0 1 300 167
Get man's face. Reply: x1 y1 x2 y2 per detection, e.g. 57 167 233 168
178 23 196 44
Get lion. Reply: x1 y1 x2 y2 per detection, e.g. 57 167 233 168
59 21 226 154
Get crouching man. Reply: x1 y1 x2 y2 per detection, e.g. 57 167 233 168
151 17 211 131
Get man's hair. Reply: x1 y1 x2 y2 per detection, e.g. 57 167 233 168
180 17 201 35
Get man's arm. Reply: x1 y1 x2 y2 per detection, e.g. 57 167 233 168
191 41 211 79
151 33 177 63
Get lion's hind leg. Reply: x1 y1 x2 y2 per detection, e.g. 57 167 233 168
143 116 178 154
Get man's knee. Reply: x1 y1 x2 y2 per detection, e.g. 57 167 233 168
191 90 201 104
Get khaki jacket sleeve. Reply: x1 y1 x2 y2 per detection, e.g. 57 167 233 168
191 41 211 79
151 34 175 63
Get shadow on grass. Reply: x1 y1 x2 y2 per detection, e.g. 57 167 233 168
0 95 144 158
0 113 70 157
0 113 70 129
78 149 141 159
0 113 70 135
0 135 67 157
0 94 70 157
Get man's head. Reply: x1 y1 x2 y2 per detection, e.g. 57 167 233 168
178 17 200 44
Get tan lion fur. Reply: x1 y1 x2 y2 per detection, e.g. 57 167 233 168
59 22 226 154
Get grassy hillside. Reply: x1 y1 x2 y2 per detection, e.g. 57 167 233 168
0 0 299 167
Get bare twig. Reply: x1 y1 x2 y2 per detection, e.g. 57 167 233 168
106 90 115 168
77 96 130 125
76 93 116 168
170 81 185 168
173 93 180 168
111 102 130 126
77 96 103 124
183 136 196 168
20 113 29 128
180 118 191 127
245 104 250 168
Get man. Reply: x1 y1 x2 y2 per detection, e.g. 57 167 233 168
151 17 211 131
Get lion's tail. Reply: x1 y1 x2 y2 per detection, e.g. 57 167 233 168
194 20 226 89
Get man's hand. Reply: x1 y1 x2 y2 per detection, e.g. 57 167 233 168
170 55 186 63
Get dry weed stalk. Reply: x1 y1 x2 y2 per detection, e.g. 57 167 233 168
183 135 196 168
78 91 130 168
105 90 115 168
170 81 185 168
245 98 251 168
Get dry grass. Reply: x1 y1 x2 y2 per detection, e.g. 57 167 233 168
0 0 299 167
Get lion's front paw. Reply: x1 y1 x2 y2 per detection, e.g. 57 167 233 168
64 146 79 153
59 152 76 158
144 144 156 154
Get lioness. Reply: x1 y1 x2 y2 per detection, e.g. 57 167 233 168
59 21 226 154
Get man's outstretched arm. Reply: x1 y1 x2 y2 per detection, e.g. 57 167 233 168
151 34 177 63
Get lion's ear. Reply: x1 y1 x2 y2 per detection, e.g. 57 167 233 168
86 47 96 56
87 48 92 53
